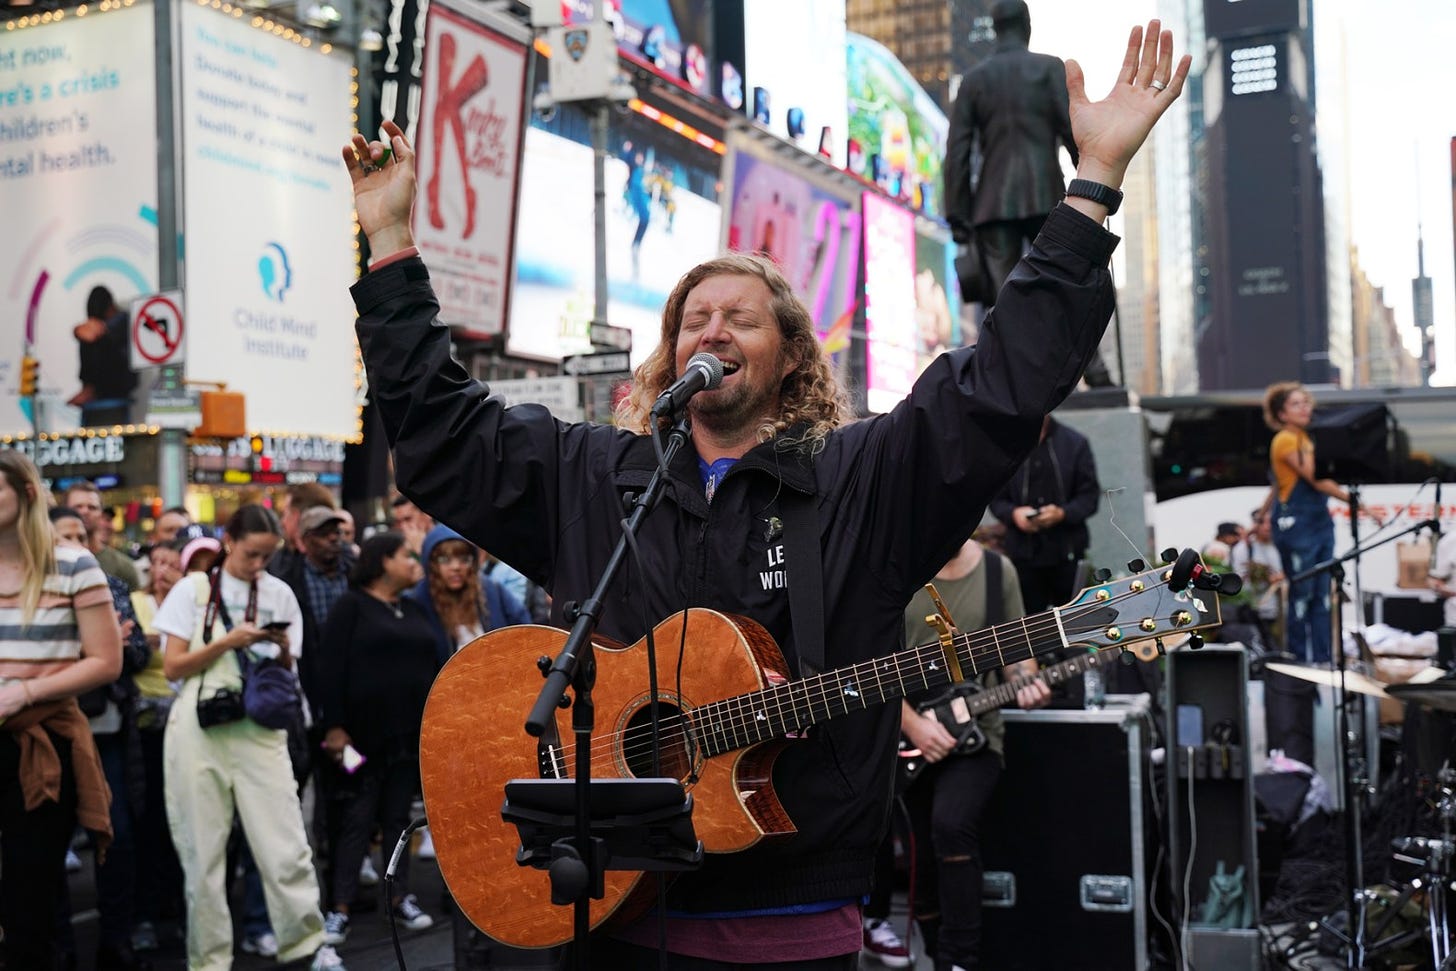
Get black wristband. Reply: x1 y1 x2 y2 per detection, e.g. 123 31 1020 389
1066 178 1124 216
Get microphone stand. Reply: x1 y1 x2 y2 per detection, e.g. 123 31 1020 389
1288 514 1439 970
517 415 702 969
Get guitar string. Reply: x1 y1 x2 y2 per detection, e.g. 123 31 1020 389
558 579 1192 772
554 578 1199 772
572 580 1188 772
673 578 1184 757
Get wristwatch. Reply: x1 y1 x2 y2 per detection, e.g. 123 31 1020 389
1066 178 1123 216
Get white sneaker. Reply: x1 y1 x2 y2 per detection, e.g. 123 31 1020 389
862 918 912 968
393 893 434 931
417 827 436 860
323 910 350 945
241 931 279 957
358 855 379 887
311 944 345 970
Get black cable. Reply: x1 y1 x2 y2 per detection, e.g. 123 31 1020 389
383 816 430 971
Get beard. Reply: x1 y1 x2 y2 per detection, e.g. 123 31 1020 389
687 361 788 438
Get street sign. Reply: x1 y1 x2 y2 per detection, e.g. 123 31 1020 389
562 351 631 377
146 387 203 430
589 322 632 352
488 376 584 422
130 290 186 369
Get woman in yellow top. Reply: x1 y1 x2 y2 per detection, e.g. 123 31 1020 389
1263 382 1374 663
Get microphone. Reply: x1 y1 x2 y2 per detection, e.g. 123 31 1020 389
651 352 725 417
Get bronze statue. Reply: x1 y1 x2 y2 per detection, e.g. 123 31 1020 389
946 0 1113 385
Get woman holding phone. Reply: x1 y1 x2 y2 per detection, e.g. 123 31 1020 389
315 530 439 945
151 504 341 971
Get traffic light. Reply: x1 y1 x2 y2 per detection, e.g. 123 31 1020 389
18 356 38 398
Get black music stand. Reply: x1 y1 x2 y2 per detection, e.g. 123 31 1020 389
503 778 702 904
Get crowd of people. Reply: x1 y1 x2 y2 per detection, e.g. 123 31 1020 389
0 473 536 971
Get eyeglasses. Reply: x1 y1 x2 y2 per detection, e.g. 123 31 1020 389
431 552 475 567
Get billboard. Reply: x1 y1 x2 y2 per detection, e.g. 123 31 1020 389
861 193 916 414
179 2 359 438
914 229 958 370
414 1 529 338
563 1 739 107
846 32 950 215
0 3 159 436
508 103 723 366
722 142 861 341
733 0 849 166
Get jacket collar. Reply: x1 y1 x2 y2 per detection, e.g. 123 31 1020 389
619 422 819 495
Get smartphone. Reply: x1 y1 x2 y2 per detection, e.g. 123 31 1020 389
262 620 291 631
1176 704 1205 748
341 744 366 774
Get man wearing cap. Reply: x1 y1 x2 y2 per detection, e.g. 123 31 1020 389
278 507 353 711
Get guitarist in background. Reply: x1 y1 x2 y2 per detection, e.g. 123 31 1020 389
863 536 1049 971
344 23 1188 969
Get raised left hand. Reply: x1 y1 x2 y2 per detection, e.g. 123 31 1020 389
1065 20 1191 187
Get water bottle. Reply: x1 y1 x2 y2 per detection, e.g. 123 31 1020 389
1084 664 1106 710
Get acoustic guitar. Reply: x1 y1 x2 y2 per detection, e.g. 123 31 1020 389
419 557 1222 948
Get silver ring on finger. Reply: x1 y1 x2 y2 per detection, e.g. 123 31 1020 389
1150 79 1167 92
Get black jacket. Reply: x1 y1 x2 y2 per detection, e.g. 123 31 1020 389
988 417 1100 567
352 203 1117 912
272 548 355 721
944 37 1078 241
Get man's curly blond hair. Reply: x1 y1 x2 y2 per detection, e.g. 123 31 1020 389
615 253 849 444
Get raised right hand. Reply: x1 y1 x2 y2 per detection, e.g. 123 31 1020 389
342 119 417 257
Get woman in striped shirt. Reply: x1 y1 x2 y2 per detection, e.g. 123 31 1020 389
0 450 122 967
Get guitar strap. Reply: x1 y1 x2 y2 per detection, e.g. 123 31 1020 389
983 549 1004 627
779 486 826 678
981 550 1005 690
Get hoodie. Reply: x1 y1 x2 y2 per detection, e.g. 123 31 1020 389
405 525 532 666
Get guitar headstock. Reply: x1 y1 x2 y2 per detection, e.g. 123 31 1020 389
1057 550 1224 662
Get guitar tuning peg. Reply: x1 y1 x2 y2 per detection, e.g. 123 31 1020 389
1127 558 1146 573
1119 649 1136 666
1187 633 1205 651
1094 568 1112 583
1160 548 1179 565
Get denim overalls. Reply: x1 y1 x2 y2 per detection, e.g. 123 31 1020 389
1272 476 1335 663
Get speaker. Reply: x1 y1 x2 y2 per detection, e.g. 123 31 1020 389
1309 402 1389 483
980 698 1152 970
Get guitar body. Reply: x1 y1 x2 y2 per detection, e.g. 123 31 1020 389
419 609 796 949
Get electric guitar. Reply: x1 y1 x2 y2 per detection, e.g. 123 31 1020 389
897 643 1121 782
418 556 1222 948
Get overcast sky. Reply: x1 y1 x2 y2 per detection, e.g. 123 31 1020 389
1027 0 1456 385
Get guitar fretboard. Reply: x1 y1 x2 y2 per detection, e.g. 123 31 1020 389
691 608 1078 759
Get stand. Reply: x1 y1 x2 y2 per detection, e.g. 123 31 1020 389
1288 510 1439 970
522 417 703 968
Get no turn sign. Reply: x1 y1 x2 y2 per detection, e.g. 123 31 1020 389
130 291 186 369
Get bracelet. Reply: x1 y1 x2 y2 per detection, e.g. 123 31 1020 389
21 681 34 706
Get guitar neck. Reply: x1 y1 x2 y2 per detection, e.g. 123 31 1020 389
963 645 1111 716
694 606 1074 759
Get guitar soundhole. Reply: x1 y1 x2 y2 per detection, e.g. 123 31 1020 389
621 703 699 781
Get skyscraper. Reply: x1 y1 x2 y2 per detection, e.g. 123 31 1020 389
1413 223 1436 385
1196 0 1331 390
